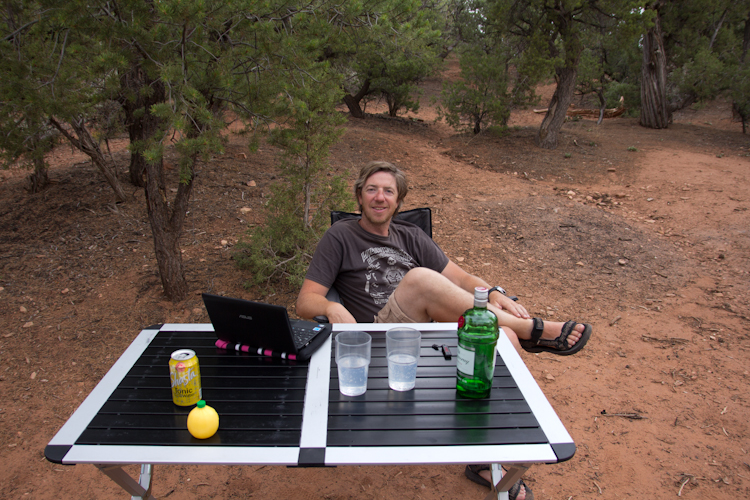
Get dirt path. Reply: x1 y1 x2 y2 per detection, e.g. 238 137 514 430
1 70 749 499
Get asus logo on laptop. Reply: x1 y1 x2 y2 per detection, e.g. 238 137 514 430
239 314 253 321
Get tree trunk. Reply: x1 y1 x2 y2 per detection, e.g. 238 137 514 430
26 157 49 193
536 66 577 149
144 156 194 301
25 131 51 193
120 65 165 187
535 4 581 150
640 14 670 129
119 59 191 300
49 116 128 202
342 79 371 118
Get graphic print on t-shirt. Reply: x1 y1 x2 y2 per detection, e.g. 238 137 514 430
361 246 416 307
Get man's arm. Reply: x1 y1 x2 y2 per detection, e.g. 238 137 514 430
440 261 529 319
296 279 357 323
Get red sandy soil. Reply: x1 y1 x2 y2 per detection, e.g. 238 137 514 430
1 63 749 499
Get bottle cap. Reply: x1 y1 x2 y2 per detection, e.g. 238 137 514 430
197 400 206 408
474 287 488 306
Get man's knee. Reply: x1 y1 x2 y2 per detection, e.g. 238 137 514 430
402 266 440 284
396 267 445 296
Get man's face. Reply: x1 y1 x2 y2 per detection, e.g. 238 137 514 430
358 171 399 230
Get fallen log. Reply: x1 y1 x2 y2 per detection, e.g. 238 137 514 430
534 96 626 118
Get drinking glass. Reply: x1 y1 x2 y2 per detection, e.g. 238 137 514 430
386 327 421 391
335 331 372 396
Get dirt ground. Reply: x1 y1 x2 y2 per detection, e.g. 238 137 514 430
1 62 750 499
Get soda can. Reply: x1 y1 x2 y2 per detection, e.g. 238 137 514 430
169 349 202 406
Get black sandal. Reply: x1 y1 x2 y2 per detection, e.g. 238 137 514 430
464 465 534 500
519 318 592 356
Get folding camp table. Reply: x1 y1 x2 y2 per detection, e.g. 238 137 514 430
45 323 575 500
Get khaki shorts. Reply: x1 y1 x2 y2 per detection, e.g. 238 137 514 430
374 292 418 323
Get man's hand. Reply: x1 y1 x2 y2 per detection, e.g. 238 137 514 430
323 302 357 324
490 292 530 319
297 279 357 324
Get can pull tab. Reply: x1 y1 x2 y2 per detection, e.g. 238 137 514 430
431 344 452 360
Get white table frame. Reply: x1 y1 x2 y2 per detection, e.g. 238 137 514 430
46 323 575 500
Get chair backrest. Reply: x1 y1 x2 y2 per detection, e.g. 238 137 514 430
330 207 432 238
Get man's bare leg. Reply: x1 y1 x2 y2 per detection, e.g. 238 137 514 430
476 470 527 500
392 267 584 351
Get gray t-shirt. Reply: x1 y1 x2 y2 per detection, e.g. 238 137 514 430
305 218 450 322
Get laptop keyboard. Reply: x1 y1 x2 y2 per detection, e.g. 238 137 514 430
292 326 318 347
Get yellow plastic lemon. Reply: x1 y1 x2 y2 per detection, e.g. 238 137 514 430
187 400 219 439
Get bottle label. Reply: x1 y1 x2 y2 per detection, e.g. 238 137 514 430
456 346 475 376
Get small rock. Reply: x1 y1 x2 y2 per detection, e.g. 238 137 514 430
246 180 256 187
545 374 555 381
576 261 584 266
240 207 252 214
19 306 27 313
61 288 69 294
23 322 34 328
221 239 229 246
618 259 628 265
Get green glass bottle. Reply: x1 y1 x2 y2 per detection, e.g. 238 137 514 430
456 287 499 399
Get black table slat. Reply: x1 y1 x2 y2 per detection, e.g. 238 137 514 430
338 373 518 390
126 364 308 378
118 374 308 390
327 428 549 447
106 387 307 403
77 428 302 447
328 413 536 431
98 400 304 415
328 387 524 403
87 413 301 430
327 399 531 416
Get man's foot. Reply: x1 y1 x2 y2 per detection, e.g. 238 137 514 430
532 319 585 347
465 465 532 500
518 319 592 356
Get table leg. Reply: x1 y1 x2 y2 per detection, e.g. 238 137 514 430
483 463 530 500
95 463 156 500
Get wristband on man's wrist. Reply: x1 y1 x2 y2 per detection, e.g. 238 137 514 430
488 286 507 297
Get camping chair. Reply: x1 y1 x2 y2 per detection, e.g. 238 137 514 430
313 207 516 323
330 207 433 238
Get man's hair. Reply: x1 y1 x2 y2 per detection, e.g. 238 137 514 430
354 161 409 212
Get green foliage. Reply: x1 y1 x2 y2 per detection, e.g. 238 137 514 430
437 45 511 134
234 173 354 288
731 63 750 131
234 65 354 287
331 0 444 116
604 82 640 116
656 0 748 114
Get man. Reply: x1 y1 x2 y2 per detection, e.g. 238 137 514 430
298 161 591 499
297 160 592 355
